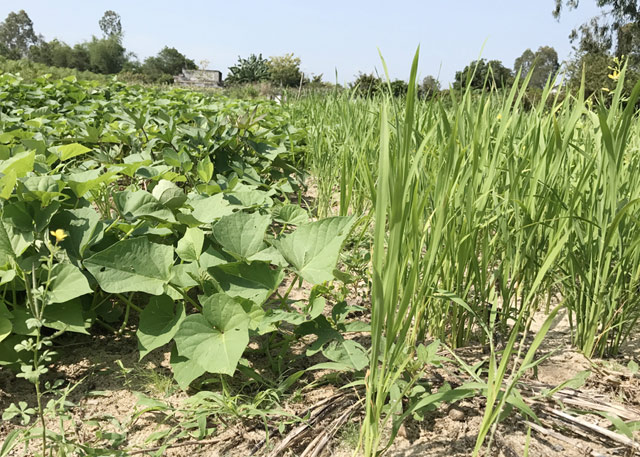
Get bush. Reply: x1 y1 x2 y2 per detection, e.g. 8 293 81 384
226 54 270 85
86 36 127 74
268 53 303 87
351 72 382 97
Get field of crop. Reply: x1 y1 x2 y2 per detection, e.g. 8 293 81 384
0 55 639 457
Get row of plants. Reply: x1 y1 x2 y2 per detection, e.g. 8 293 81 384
292 51 640 455
0 74 375 455
2 55 640 456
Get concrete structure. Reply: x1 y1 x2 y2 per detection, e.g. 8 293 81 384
174 69 223 88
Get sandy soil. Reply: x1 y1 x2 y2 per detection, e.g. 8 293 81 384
1 303 638 457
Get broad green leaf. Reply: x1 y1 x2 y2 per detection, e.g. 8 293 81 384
198 246 229 269
152 179 187 209
0 222 15 266
0 170 17 199
0 269 16 286
176 227 204 262
213 212 270 259
137 295 185 360
196 156 214 183
320 339 369 371
0 220 32 265
0 150 35 177
275 217 355 284
18 176 65 206
51 207 105 259
65 169 117 198
0 335 25 366
174 294 249 376
3 200 60 233
84 237 173 295
208 261 284 304
295 315 342 355
170 262 200 288
247 246 288 267
43 299 89 334
170 345 206 390
163 149 181 168
190 194 233 223
45 263 92 304
226 190 273 208
114 190 176 223
0 317 11 343
50 143 91 161
273 204 308 225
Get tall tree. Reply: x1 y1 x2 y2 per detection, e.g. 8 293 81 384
553 0 640 53
268 53 303 87
0 10 39 59
99 10 122 38
419 75 441 99
350 73 382 97
87 36 126 74
453 59 513 90
514 46 560 88
141 46 197 82
30 39 75 68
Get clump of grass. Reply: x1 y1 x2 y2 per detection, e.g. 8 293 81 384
295 50 640 455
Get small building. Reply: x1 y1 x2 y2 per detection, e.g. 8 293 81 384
174 69 223 88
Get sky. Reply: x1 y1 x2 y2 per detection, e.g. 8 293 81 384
1 1 605 85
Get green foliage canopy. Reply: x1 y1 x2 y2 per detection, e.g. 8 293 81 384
514 46 560 88
0 10 38 60
226 53 270 85
453 58 513 90
268 53 303 87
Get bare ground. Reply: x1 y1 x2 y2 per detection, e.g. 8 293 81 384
1 299 639 457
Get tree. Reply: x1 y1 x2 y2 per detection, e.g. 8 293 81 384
99 10 122 38
554 1 640 96
30 39 75 68
268 53 303 87
389 79 409 97
140 46 197 83
615 21 640 64
87 36 127 74
453 59 513 90
350 73 382 97
514 46 560 88
225 54 270 85
419 75 441 99
553 0 640 54
70 43 91 71
0 10 39 59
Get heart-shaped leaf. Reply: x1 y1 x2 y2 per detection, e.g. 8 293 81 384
273 204 308 225
275 217 355 284
137 295 185 360
176 227 204 262
174 294 249 376
213 211 270 259
84 237 173 295
45 263 92 304
208 261 284 305
114 190 176 223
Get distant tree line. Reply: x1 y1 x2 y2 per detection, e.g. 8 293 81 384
0 9 324 89
0 9 197 83
347 1 640 100
2 2 637 96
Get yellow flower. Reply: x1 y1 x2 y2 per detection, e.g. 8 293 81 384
50 229 68 243
608 70 620 81
496 113 502 120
